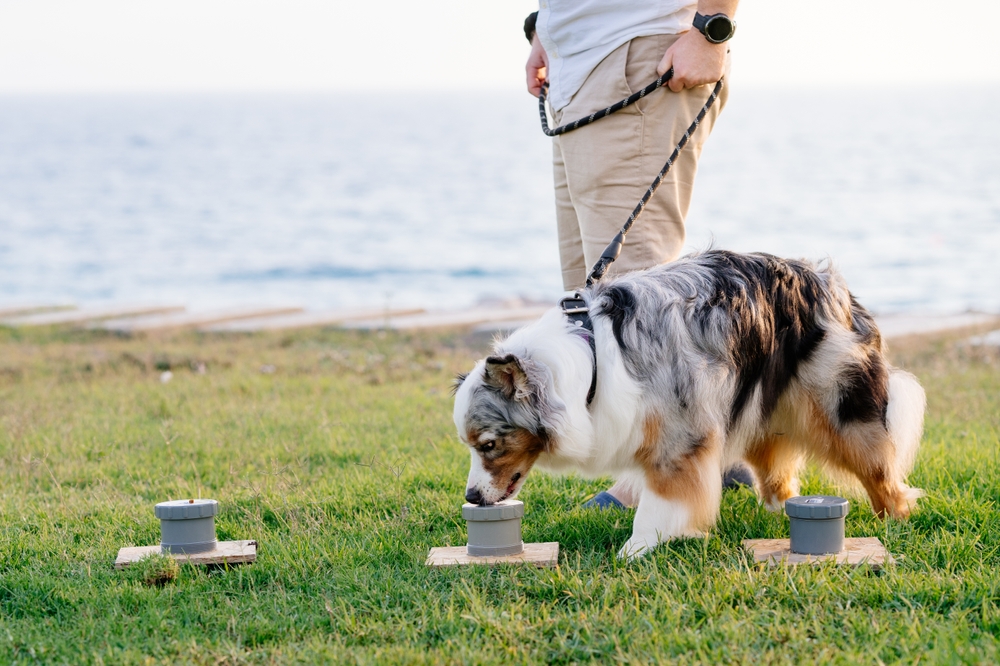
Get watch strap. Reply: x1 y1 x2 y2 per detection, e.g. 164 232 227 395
524 11 538 43
692 11 709 33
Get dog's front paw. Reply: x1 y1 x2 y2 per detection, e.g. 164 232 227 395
617 535 657 561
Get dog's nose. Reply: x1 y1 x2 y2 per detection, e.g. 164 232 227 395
465 486 484 505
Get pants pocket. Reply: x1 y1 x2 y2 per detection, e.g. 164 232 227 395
560 41 634 120
625 34 681 114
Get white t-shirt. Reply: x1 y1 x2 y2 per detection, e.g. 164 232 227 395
536 0 697 110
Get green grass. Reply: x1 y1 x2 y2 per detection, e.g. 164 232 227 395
1 322 998 664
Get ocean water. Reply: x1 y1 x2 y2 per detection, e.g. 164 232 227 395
0 86 998 314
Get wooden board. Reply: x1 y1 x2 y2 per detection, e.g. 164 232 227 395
0 304 75 319
200 307 426 332
743 537 894 569
346 306 551 331
6 304 183 327
427 542 559 568
99 307 302 333
115 540 257 569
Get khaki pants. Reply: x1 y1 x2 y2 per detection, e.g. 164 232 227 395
553 33 730 290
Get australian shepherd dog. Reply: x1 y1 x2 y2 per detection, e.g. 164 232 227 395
453 250 925 559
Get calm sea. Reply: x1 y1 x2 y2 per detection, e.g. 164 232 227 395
1 86 998 314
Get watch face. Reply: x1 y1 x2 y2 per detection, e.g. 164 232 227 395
705 16 734 42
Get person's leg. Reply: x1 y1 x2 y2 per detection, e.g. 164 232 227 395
554 40 643 290
556 34 730 285
553 137 588 291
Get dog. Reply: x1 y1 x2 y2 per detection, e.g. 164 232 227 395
453 250 925 559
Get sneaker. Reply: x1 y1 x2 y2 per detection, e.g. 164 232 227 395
581 490 626 510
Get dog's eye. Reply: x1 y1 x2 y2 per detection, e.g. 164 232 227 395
480 440 496 452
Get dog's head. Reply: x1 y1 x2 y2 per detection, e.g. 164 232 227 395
452 352 558 505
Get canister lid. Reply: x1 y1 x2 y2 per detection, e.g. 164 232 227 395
462 499 524 521
785 495 849 519
155 499 219 520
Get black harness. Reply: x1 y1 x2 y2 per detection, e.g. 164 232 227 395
560 294 597 406
541 73 725 409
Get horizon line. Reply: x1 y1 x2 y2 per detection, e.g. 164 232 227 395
2 80 1000 97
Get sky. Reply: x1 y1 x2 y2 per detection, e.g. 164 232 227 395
0 0 999 93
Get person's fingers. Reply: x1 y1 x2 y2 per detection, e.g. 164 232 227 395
668 70 686 92
525 34 550 97
659 49 687 92
528 73 545 97
526 65 547 97
526 42 549 96
526 61 539 95
656 48 673 77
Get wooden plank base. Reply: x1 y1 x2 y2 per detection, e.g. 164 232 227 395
201 307 426 332
346 306 551 331
743 537 894 569
8 305 183 327
427 542 559 568
115 540 257 569
100 308 302 333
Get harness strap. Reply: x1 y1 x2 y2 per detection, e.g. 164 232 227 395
561 294 597 405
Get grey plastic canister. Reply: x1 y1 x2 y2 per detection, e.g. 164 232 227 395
463 500 524 557
155 499 219 554
785 495 850 555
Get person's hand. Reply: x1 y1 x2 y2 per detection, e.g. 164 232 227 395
526 33 548 97
657 29 727 92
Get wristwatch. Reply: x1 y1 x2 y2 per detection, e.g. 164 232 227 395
692 12 736 44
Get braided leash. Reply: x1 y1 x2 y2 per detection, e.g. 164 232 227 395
538 70 675 137
539 74 724 286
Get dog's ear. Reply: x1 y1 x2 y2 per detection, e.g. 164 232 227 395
450 373 468 396
484 354 532 401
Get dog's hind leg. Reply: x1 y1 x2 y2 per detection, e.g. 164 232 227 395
812 421 921 518
619 426 723 560
744 435 803 512
820 421 923 519
797 383 923 519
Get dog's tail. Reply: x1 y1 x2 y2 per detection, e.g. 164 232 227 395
886 368 926 510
